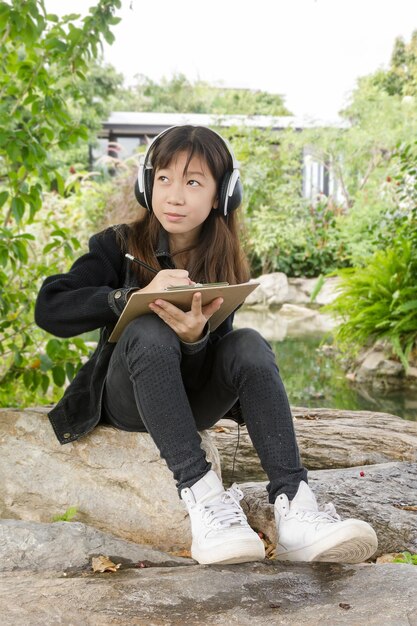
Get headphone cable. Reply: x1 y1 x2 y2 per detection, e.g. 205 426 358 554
229 422 241 486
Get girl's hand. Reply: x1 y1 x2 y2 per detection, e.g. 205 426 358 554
148 292 224 343
140 269 194 293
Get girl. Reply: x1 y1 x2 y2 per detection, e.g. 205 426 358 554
35 125 378 565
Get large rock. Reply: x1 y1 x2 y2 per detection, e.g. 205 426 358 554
0 519 189 572
242 462 417 555
234 306 335 340
212 407 417 479
245 272 289 306
287 276 341 305
1 408 416 555
0 406 221 551
0 520 416 626
245 274 340 307
351 344 417 391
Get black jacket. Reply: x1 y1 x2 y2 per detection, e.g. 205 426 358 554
35 225 235 444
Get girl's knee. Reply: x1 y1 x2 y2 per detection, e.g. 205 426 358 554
119 314 180 349
221 328 275 369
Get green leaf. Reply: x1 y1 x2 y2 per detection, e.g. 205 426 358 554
43 241 60 254
0 249 8 267
52 365 66 387
46 338 62 360
39 353 53 372
41 374 50 394
310 274 325 303
0 191 9 208
51 506 78 522
23 370 33 389
11 197 25 222
65 362 75 382
396 300 417 313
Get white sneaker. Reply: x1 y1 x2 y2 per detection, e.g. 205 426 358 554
181 470 265 565
275 481 378 563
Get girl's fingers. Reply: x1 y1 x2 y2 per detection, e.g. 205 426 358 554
148 300 185 328
149 294 223 325
202 297 223 319
190 292 203 316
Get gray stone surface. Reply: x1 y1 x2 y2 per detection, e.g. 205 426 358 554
242 462 417 555
213 407 417 477
245 274 340 308
287 276 341 305
1 521 416 625
348 344 417 391
0 407 221 551
235 300 336 341
0 520 190 572
1 408 416 556
0 555 416 625
245 272 289 306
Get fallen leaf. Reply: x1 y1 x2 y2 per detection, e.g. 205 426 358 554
376 553 402 564
339 603 351 610
213 426 230 433
92 555 121 573
265 544 276 559
393 504 417 511
168 549 192 559
259 533 276 559
269 602 281 609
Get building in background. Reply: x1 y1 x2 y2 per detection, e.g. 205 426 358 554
97 111 347 204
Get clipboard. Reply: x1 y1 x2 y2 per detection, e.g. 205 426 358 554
108 281 260 342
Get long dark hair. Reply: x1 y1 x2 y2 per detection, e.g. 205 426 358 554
124 125 250 285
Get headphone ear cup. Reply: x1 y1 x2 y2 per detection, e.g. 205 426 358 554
134 177 146 208
144 168 153 213
134 163 153 211
218 171 243 216
228 176 243 213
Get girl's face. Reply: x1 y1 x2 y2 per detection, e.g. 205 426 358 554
152 151 218 246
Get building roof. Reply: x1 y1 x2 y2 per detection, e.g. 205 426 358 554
99 111 348 138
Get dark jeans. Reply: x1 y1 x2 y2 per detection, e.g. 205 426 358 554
103 315 307 503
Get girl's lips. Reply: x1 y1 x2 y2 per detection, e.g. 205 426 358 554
164 212 185 222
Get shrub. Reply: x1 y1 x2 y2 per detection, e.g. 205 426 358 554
325 238 417 369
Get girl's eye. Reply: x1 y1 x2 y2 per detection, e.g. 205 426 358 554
187 179 200 187
157 175 168 182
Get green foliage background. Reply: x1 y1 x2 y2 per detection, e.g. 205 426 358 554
110 72 291 116
0 0 121 406
1 2 417 407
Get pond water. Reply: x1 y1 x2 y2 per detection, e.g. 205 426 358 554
235 309 417 422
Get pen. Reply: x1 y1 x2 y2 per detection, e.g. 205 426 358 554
125 253 159 275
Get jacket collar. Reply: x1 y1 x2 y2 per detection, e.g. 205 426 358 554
155 228 174 268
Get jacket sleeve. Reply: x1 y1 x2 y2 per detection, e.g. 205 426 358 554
35 228 126 338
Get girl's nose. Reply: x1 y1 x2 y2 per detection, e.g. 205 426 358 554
167 181 185 205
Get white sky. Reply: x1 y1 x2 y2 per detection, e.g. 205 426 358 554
47 0 417 120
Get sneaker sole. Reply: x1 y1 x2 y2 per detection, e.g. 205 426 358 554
277 523 378 564
192 540 265 565
312 535 378 563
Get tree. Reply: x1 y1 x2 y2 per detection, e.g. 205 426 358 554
111 72 291 116
0 0 121 405
59 60 125 170
321 36 417 367
371 30 417 97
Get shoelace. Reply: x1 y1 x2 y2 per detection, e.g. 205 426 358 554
293 502 341 523
201 485 249 529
